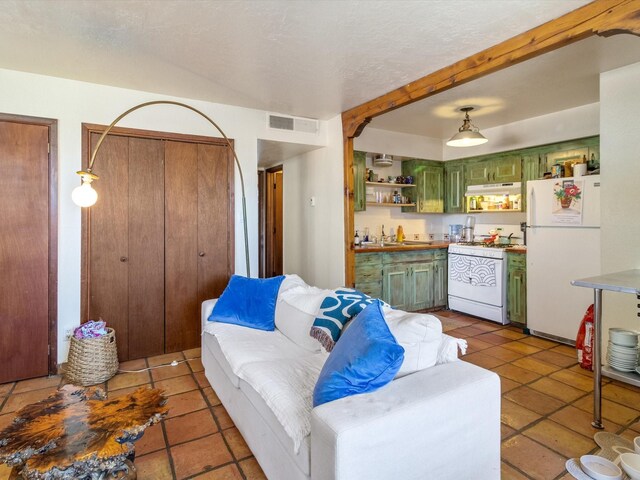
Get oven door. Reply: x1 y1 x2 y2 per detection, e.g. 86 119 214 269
448 253 504 307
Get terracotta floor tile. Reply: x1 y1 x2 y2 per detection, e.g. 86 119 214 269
568 364 596 377
136 422 166 456
501 462 529 480
107 371 150 391
628 419 640 433
154 375 198 397
519 336 559 349
223 427 252 460
109 384 152 398
464 337 495 353
12 376 61 394
213 405 235 430
0 413 16 430
151 363 192 382
531 350 577 368
239 457 267 480
119 358 148 371
501 377 522 394
492 329 527 340
602 382 640 407
188 358 204 373
550 344 578 358
165 409 218 446
502 423 517 440
435 310 462 318
550 405 622 438
529 377 586 403
148 352 186 367
194 464 243 480
500 341 542 355
170 433 233 479
449 325 487 337
0 463 14 480
573 396 640 425
0 383 14 397
183 347 201 359
463 352 506 369
440 316 477 329
135 449 174 480
203 387 221 407
475 333 514 346
165 390 208 419
0 387 57 414
502 435 568 480
512 357 561 376
523 419 595 458
482 346 524 362
194 371 211 388
493 364 541 384
472 321 503 332
504 386 565 416
619 428 640 443
549 369 594 392
501 399 541 430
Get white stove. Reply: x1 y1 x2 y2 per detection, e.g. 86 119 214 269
447 243 509 324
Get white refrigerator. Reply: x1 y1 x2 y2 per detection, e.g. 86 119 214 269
526 175 601 343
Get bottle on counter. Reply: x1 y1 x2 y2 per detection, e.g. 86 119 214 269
397 225 405 243
469 196 477 210
354 230 360 246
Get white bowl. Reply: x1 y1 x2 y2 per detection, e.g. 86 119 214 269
620 453 640 480
635 436 640 455
610 328 639 347
580 455 623 480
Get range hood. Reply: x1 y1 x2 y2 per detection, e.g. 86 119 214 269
465 182 522 196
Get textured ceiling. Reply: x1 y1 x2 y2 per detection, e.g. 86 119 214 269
0 0 593 122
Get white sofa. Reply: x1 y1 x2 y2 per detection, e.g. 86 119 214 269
201 282 501 480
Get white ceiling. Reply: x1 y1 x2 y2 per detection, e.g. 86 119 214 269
0 0 593 123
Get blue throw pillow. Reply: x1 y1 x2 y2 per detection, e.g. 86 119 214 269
208 275 285 331
310 288 387 352
313 300 405 407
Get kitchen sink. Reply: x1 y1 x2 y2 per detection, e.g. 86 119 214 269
360 241 433 248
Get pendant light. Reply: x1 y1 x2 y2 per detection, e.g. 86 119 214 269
446 106 488 147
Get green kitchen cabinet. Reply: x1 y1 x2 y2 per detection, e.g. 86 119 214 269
402 160 444 213
465 160 490 186
383 263 411 311
433 256 448 307
353 150 367 212
355 252 383 299
493 155 522 183
521 152 544 211
407 262 435 311
444 161 465 213
507 253 527 326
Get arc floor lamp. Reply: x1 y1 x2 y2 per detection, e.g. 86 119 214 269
72 100 251 277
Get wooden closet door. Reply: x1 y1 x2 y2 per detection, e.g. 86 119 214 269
127 137 165 358
0 121 50 383
88 134 130 360
164 141 199 353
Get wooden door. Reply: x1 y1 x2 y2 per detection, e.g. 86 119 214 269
0 118 55 383
265 167 283 277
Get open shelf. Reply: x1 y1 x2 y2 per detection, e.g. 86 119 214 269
467 208 522 213
602 365 640 387
366 182 416 188
366 202 416 207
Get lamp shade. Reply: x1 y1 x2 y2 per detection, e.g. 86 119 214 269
446 130 488 147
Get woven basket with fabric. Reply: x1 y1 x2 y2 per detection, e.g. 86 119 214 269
64 328 119 386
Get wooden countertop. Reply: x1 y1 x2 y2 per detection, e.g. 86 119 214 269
505 247 527 254
355 241 450 253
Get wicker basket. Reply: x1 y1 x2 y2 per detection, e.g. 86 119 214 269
65 328 119 386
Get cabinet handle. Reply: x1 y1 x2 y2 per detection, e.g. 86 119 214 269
199 252 206 257
120 256 128 262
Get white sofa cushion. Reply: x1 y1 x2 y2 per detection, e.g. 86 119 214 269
240 354 327 454
382 308 443 378
275 299 321 352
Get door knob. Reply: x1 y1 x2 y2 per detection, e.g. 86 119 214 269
120 256 128 262
199 252 206 257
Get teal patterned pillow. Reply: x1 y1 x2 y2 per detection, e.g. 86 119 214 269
310 288 386 352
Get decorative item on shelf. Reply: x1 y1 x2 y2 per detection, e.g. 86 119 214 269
446 106 488 147
405 175 413 184
70 100 250 277
373 154 393 167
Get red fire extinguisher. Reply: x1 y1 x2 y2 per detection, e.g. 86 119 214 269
576 304 595 371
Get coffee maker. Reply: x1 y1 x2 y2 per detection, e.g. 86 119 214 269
463 216 475 242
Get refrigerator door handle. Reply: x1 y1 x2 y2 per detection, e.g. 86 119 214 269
528 187 535 226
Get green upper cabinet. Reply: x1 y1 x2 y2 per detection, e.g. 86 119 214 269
402 159 444 213
493 155 522 183
465 160 489 186
444 161 465 213
521 152 544 211
353 150 366 212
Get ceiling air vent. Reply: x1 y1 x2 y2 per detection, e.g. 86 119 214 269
268 114 319 134
373 154 394 167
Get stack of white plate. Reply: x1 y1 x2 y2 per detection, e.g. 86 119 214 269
607 328 639 373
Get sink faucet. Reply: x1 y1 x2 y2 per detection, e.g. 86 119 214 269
380 225 386 246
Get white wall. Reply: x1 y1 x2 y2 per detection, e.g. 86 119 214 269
282 115 345 288
0 68 332 362
599 62 640 344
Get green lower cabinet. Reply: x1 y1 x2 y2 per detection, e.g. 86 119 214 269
507 253 527 325
433 258 448 307
382 263 411 311
408 262 434 310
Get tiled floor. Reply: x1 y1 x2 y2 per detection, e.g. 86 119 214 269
1 311 640 479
